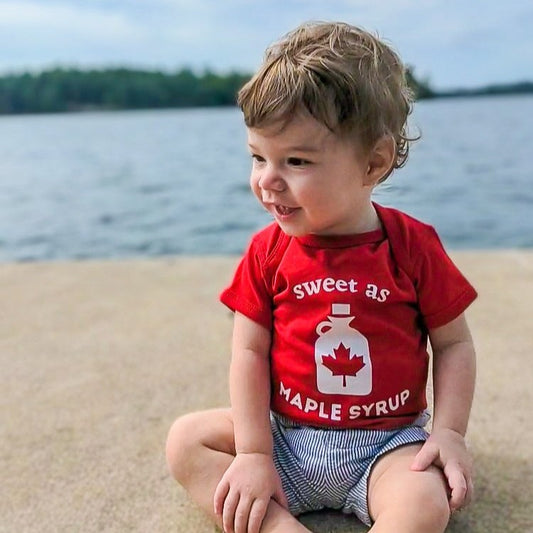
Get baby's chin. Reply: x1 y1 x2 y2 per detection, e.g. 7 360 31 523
274 221 309 238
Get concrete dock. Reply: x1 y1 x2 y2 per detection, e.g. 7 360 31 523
1 252 532 532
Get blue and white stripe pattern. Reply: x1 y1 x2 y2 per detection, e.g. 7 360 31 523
270 412 428 526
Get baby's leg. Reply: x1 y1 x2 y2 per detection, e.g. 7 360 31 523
367 443 450 533
165 409 310 532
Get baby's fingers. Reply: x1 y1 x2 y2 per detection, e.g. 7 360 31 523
213 478 230 516
411 441 439 472
445 462 469 511
247 498 270 533
233 495 254 533
222 489 239 533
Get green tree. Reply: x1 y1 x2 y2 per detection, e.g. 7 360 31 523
406 66 435 99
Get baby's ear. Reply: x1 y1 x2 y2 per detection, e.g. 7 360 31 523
364 135 396 186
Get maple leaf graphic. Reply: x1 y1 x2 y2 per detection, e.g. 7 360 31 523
321 342 366 387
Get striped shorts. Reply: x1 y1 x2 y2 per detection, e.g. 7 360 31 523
270 412 428 526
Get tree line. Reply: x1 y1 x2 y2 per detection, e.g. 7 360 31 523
6 66 529 115
0 68 251 114
436 81 533 98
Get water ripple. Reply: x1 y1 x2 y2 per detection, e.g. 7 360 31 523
1 100 532 261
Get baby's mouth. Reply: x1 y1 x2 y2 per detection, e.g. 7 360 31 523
275 204 298 216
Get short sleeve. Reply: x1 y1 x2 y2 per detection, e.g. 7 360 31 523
219 236 273 330
414 227 477 330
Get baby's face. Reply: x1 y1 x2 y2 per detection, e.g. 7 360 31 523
246 113 380 237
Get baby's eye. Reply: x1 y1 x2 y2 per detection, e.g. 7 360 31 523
287 157 308 167
251 154 265 163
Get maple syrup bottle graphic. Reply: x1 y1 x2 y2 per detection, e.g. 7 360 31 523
315 303 372 395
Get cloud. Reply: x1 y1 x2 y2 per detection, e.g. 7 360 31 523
0 0 531 87
0 1 153 71
0 1 137 37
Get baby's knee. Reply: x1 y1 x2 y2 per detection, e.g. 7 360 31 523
397 470 450 531
165 409 233 484
371 465 450 531
410 480 450 530
165 412 206 481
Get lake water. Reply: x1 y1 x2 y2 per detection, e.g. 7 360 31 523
1 95 532 261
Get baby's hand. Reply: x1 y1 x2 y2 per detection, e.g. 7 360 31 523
411 428 474 512
214 452 288 533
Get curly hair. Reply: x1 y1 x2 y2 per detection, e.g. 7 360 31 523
238 21 417 179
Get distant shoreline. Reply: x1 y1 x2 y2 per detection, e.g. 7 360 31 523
429 81 533 99
0 67 531 115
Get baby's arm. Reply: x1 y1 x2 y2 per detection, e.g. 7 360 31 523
411 313 476 511
213 312 288 533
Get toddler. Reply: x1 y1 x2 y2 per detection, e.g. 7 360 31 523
166 21 477 533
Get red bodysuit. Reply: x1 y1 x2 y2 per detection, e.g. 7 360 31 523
220 204 477 429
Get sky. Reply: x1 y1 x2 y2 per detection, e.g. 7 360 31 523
0 0 532 90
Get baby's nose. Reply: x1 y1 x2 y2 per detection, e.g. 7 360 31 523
258 165 285 191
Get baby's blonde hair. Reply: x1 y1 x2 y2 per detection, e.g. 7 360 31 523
238 21 416 177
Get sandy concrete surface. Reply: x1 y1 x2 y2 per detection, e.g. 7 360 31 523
1 252 532 533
